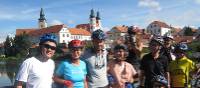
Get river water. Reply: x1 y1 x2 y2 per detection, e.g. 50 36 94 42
0 61 18 88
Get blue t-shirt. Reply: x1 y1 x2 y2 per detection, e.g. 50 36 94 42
55 59 87 88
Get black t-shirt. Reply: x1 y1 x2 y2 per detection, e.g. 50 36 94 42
140 53 169 87
126 49 140 64
126 49 140 71
160 47 173 62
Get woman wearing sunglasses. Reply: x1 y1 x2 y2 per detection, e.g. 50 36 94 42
15 33 57 88
54 40 87 88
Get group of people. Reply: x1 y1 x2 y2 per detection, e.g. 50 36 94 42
139 35 197 88
14 28 199 88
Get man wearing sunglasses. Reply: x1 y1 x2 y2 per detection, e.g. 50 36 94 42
81 29 108 88
139 37 170 88
15 33 57 88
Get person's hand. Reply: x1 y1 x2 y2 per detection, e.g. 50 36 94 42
117 81 125 88
167 85 171 88
63 80 73 87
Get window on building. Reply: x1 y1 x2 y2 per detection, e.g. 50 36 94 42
63 34 65 37
66 34 69 37
63 40 65 43
154 24 156 27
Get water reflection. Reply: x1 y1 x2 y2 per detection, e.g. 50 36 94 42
0 61 20 88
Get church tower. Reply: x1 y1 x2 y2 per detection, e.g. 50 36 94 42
96 11 101 29
89 9 96 32
38 8 47 29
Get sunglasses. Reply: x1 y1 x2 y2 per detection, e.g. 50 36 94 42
42 44 56 50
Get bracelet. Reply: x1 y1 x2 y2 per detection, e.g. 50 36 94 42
63 80 73 87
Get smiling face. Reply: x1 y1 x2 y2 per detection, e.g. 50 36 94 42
41 41 57 59
92 39 105 51
149 41 161 53
114 49 127 61
164 38 173 48
71 48 82 60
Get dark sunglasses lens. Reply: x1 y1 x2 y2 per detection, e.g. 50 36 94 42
43 44 56 50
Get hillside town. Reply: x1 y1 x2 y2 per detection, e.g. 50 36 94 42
1 7 200 88
7 8 200 50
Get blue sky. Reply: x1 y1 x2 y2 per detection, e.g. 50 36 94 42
0 0 200 42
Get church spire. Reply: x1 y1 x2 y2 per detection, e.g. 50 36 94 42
38 8 46 22
90 9 95 18
96 11 100 20
38 8 47 29
96 11 101 29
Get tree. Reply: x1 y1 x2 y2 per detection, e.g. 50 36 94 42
184 26 194 36
4 36 14 57
13 32 32 58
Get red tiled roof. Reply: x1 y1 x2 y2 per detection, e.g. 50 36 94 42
76 24 90 30
112 26 128 32
16 24 66 37
68 28 91 36
29 24 66 36
150 21 170 28
173 36 194 43
111 26 143 34
16 29 37 36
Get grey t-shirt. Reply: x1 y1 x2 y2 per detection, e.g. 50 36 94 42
81 48 108 88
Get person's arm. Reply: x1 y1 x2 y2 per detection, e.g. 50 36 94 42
16 81 23 88
53 75 73 88
15 60 30 88
84 77 88 88
166 72 170 88
139 70 145 87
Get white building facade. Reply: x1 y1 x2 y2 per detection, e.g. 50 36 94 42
147 21 172 36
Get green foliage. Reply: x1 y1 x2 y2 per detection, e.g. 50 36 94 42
84 40 93 49
4 36 14 57
13 33 32 58
4 32 33 59
188 41 200 52
183 26 194 36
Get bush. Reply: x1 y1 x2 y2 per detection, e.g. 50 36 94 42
188 41 200 52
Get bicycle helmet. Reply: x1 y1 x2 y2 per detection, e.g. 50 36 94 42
91 29 107 40
68 40 84 49
174 43 189 52
150 36 164 46
163 35 173 41
127 26 136 35
114 44 128 51
39 33 57 45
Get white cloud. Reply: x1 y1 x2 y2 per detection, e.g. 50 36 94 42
21 8 39 14
67 20 75 24
195 0 200 4
0 14 14 20
0 31 15 43
138 0 162 11
49 20 63 26
0 8 37 21
173 10 200 27
102 27 111 32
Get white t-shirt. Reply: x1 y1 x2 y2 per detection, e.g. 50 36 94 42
16 57 55 88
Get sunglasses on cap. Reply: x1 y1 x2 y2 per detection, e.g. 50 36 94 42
42 44 56 50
